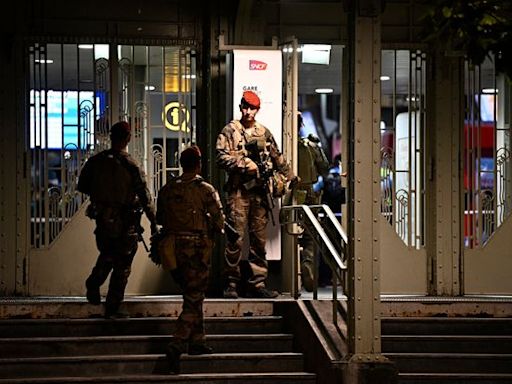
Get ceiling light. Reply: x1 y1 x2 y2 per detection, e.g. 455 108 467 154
145 85 155 91
78 44 94 49
482 88 498 94
34 59 53 64
182 74 196 79
380 75 390 81
315 88 333 94
302 44 331 65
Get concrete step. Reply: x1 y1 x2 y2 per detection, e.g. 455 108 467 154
386 353 512 374
0 298 277 320
398 372 512 384
0 353 306 378
381 317 512 335
0 334 294 357
0 316 284 337
0 372 316 384
382 335 512 353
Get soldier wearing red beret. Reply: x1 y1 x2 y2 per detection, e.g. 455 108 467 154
216 91 295 299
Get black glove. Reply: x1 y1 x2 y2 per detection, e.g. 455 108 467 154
149 230 164 266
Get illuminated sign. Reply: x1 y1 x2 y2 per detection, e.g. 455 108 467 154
162 102 190 132
249 60 268 70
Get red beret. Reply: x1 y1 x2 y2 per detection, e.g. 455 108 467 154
241 91 261 109
110 121 131 138
180 145 202 166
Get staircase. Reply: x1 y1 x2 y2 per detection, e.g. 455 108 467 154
0 299 316 384
382 316 512 384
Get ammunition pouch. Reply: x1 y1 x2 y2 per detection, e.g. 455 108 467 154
94 204 140 238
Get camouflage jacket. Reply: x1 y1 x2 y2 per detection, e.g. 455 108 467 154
156 173 225 235
298 135 330 185
215 120 293 191
77 149 156 220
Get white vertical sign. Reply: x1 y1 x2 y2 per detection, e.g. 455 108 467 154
233 49 283 261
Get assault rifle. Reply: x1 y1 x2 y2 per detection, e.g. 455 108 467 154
243 139 276 225
134 207 150 252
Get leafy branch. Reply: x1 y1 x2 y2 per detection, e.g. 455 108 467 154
420 0 512 80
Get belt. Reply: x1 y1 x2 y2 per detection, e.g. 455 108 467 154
174 232 206 239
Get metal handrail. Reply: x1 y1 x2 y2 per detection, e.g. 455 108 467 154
280 204 348 326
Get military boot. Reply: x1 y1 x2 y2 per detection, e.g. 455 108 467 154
223 282 238 299
300 262 314 292
188 342 213 355
85 280 101 305
166 338 187 374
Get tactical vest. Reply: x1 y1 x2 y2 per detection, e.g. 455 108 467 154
159 176 209 234
298 137 328 184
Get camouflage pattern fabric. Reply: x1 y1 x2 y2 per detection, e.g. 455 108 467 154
86 231 138 313
156 172 224 344
224 191 268 290
216 120 293 291
171 235 211 343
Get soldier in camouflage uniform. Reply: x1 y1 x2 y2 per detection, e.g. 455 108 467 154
216 91 295 299
77 121 157 319
294 112 330 292
157 146 225 373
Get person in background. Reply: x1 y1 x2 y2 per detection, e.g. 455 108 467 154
78 121 157 319
313 154 346 286
293 112 330 291
216 90 295 299
157 145 225 374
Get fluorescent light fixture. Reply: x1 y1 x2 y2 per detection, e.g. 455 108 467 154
145 85 155 91
301 44 331 65
94 45 109 60
482 88 498 94
78 44 94 49
35 59 54 64
380 75 390 81
315 88 333 94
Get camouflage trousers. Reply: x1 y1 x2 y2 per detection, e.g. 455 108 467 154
224 190 268 290
86 228 138 313
171 235 211 344
298 190 321 268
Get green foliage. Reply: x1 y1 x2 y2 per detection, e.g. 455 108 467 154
420 0 512 80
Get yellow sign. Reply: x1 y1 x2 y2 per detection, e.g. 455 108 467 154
162 102 190 132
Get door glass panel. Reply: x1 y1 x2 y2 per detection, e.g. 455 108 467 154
380 50 427 248
28 43 106 248
28 42 196 248
464 55 512 248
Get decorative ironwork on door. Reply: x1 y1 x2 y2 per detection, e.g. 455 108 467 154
380 49 427 249
464 55 512 248
28 43 196 248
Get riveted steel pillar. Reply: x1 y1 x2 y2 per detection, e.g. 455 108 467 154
345 0 397 382
433 51 463 295
0 34 29 296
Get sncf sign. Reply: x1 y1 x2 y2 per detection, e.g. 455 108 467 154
249 60 267 70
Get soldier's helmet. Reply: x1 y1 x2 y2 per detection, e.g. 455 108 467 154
241 91 261 109
180 145 202 169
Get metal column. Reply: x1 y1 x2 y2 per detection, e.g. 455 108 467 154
345 1 396 382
